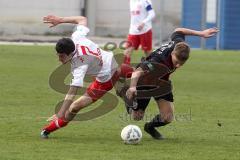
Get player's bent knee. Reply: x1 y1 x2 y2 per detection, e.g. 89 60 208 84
73 100 88 109
69 101 85 114
69 105 80 114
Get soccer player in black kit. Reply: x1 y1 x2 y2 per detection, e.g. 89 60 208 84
121 27 219 140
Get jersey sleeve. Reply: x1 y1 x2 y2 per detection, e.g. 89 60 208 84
71 25 90 41
143 0 153 11
170 31 185 44
70 64 88 87
142 0 155 24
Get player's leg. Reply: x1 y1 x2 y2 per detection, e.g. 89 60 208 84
41 88 104 139
131 98 151 121
118 63 134 78
140 29 152 57
123 47 134 65
41 93 93 138
115 63 134 101
41 76 113 139
65 70 121 121
41 71 120 139
46 99 73 122
116 82 152 116
144 93 174 140
157 100 175 124
64 74 118 120
65 93 93 121
123 34 140 64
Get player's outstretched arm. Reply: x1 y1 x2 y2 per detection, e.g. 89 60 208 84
57 86 79 117
126 67 144 100
46 86 79 121
174 27 219 38
43 15 87 28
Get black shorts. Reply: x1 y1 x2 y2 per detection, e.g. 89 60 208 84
133 86 174 112
133 59 173 111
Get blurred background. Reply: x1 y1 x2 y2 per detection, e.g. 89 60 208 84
0 0 239 49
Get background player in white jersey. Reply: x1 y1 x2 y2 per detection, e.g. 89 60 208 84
124 0 156 64
40 15 133 138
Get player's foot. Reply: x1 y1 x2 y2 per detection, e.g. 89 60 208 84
40 130 50 139
144 123 164 140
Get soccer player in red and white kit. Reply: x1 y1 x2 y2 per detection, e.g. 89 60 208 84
124 0 156 64
40 15 133 138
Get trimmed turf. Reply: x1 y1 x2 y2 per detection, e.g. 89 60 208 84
0 45 240 160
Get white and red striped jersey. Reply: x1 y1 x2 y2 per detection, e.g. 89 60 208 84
129 0 155 35
70 25 118 87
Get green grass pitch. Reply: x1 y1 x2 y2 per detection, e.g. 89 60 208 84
0 44 240 160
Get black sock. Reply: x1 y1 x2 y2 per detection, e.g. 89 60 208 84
148 114 169 128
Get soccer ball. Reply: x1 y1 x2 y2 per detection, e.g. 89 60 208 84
121 125 142 144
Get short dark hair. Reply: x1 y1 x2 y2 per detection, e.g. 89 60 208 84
173 42 190 62
55 38 75 55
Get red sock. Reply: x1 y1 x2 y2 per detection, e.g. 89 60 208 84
120 64 133 78
43 118 68 133
124 55 131 65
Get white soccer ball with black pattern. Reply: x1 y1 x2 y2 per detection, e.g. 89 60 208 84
121 125 142 144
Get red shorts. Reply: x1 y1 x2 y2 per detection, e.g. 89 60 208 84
127 29 152 52
86 71 120 101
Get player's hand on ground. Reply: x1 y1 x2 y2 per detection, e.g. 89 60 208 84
46 114 58 122
202 27 219 38
43 15 62 28
137 23 145 31
126 87 137 100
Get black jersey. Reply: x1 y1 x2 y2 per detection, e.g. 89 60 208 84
144 31 186 80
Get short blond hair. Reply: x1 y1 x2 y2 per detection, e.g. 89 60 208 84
173 42 190 62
